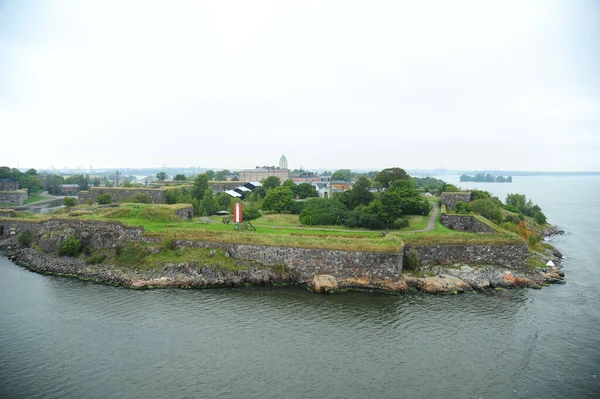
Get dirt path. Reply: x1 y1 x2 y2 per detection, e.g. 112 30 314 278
410 200 439 233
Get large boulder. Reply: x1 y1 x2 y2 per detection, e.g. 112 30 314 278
310 274 339 293
417 274 472 293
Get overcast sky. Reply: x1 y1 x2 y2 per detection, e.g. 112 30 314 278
1 0 599 172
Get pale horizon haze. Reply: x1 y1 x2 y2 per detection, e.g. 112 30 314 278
1 0 599 172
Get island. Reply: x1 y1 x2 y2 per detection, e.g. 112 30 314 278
460 173 513 183
0 167 564 294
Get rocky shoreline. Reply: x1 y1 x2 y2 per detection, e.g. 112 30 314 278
0 236 565 295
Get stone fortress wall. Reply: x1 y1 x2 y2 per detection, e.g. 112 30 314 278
79 188 168 204
440 192 472 209
0 191 28 206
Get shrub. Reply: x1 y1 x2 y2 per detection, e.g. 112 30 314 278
58 236 81 257
87 198 93 206
97 193 112 205
405 248 422 270
83 246 92 255
504 213 521 225
18 230 34 247
63 197 76 207
455 201 472 214
243 206 261 221
115 245 123 255
86 253 107 264
299 198 348 226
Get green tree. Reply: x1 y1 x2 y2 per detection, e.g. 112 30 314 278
156 172 168 181
214 170 230 181
214 192 232 211
199 187 217 216
191 174 209 200
261 176 281 190
347 176 374 209
374 167 409 189
173 174 187 181
262 186 294 213
299 198 348 226
295 183 318 199
533 211 547 225
331 169 352 182
204 170 215 181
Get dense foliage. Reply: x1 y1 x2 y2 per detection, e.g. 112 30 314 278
58 236 81 257
299 198 348 226
262 186 295 213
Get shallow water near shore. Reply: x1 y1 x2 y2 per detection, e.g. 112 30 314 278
1 175 600 398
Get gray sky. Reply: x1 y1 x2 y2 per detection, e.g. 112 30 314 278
1 0 599 172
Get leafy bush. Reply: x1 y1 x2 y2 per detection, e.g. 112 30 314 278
454 201 472 214
243 206 261 220
86 198 93 206
262 186 295 213
299 198 348 226
405 248 422 270
470 199 503 224
18 230 34 247
97 193 112 205
58 236 81 257
83 246 92 255
86 253 107 264
503 212 521 225
115 245 123 255
63 197 76 207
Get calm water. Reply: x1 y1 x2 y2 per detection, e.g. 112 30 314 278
1 176 599 398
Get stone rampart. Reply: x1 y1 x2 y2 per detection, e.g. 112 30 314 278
0 191 28 205
175 240 403 282
0 218 144 252
441 192 472 209
441 214 496 233
80 188 167 204
404 244 527 269
0 209 16 218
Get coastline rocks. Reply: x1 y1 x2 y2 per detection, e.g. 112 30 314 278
310 274 339 293
417 274 472 293
540 225 565 237
0 237 566 294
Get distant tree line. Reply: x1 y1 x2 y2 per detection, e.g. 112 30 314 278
460 173 512 183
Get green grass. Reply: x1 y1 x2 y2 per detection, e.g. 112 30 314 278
107 243 245 271
10 203 527 253
23 195 54 205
